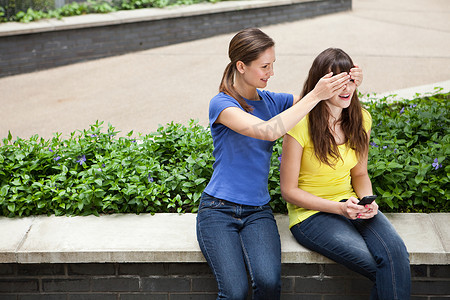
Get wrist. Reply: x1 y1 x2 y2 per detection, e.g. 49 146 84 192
306 90 321 104
337 201 345 216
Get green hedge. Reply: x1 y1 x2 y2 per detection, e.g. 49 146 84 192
0 92 448 217
0 0 221 23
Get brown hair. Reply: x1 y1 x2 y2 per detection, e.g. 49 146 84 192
219 28 275 112
300 48 368 167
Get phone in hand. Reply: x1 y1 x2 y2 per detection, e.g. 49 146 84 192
358 195 377 206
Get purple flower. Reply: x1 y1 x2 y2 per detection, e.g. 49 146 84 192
49 147 53 152
54 156 61 161
399 107 405 114
394 148 398 153
102 163 106 168
148 174 154 183
370 142 379 147
278 155 282 163
382 145 388 149
97 168 102 172
91 134 98 137
432 158 442 170
76 155 86 165
410 104 417 108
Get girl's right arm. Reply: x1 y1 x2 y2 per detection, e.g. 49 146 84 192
280 134 366 220
216 72 350 141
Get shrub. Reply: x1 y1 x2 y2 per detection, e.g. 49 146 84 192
363 90 449 213
0 92 448 217
0 0 220 22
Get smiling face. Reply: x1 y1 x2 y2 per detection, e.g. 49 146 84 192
239 46 275 90
326 78 357 113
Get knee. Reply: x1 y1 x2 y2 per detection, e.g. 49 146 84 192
218 280 248 300
378 237 410 267
253 272 281 298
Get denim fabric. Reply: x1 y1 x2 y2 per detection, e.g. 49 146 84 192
290 211 411 300
196 193 281 300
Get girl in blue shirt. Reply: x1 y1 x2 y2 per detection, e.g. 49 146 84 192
196 28 362 299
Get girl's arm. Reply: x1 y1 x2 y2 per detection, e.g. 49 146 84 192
216 72 350 141
280 134 366 220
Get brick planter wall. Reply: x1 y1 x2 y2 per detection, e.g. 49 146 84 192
0 262 449 299
0 0 351 77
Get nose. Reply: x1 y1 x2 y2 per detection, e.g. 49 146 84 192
269 65 274 76
343 83 350 92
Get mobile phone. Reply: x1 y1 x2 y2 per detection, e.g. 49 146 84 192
358 195 377 206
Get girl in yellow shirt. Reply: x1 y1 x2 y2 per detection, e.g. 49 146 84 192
280 48 411 299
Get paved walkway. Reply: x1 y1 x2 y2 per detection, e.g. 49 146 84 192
1 0 449 139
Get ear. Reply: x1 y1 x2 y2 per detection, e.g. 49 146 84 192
236 61 246 74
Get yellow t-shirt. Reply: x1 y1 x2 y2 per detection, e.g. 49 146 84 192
286 108 372 228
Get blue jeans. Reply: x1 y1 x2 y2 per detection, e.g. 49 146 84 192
291 211 411 300
196 193 281 300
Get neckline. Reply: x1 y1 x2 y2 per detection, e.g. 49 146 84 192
243 90 262 102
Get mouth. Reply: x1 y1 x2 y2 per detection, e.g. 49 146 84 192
339 94 351 100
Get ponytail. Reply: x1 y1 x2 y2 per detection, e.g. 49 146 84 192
219 62 253 112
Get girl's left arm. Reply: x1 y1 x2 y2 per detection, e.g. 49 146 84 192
350 129 378 218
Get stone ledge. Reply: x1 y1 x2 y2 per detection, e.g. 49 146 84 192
0 0 313 37
1 213 448 265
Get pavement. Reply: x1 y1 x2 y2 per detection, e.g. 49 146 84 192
0 0 449 140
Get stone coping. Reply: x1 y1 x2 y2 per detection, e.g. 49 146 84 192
1 213 448 265
0 0 313 37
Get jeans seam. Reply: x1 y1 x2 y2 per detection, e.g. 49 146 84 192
239 233 254 289
197 221 224 296
358 220 399 299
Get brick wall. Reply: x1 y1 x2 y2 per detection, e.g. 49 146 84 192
0 0 351 77
0 263 449 299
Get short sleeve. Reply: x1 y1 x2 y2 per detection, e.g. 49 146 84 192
286 116 309 147
209 93 242 126
362 108 372 133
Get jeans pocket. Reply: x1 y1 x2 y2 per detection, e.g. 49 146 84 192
198 193 224 211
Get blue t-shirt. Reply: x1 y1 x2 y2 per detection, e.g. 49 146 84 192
204 89 293 206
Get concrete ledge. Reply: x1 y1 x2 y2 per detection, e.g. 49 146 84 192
0 0 315 37
1 213 448 265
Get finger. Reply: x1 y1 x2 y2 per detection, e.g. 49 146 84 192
331 80 349 93
330 72 349 82
321 72 333 79
333 74 351 85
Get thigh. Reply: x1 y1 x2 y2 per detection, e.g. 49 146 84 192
352 211 409 258
196 194 248 298
240 206 281 280
291 212 376 280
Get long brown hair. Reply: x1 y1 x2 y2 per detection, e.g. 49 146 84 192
301 48 368 167
219 28 275 112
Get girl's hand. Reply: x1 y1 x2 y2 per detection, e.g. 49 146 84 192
349 65 363 87
310 72 350 101
340 197 366 220
357 201 379 219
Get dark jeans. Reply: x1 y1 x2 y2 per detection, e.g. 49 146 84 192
196 193 281 300
291 211 411 300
